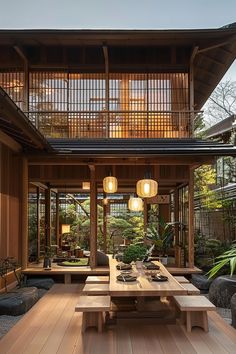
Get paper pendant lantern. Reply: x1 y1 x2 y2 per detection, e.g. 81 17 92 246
136 179 158 198
103 176 118 193
128 197 143 211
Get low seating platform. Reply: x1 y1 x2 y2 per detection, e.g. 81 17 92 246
173 295 216 332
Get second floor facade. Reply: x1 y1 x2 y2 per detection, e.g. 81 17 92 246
0 27 236 140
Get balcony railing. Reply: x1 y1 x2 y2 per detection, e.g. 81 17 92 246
26 110 196 139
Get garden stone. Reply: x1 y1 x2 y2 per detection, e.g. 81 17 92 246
0 287 39 316
26 277 54 290
97 251 109 266
191 274 213 292
231 293 236 328
209 275 236 308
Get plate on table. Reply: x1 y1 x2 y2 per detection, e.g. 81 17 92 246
151 275 168 282
116 274 137 282
121 270 132 275
116 263 132 270
144 262 160 270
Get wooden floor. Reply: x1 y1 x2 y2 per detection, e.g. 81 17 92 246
1 284 236 354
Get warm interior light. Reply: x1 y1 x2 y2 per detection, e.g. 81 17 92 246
136 179 158 198
103 197 109 205
128 197 143 211
61 224 70 234
103 176 118 193
82 182 90 190
143 182 150 195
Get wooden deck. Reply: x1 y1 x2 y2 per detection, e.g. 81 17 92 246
1 284 236 354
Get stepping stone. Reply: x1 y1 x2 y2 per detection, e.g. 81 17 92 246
26 277 54 290
0 287 39 316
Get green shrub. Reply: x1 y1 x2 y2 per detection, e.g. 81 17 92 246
123 244 147 264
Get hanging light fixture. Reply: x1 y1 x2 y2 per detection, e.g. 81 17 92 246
82 182 90 190
103 173 118 193
128 196 143 211
136 169 158 198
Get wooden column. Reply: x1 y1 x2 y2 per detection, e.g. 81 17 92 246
103 193 107 253
189 47 198 136
174 188 181 267
103 45 109 138
89 165 97 268
56 193 60 246
21 157 28 270
143 199 148 235
188 167 195 268
45 188 51 247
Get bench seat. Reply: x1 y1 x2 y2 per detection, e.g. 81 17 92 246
174 276 190 283
181 283 200 295
75 295 111 333
82 283 110 295
173 295 216 332
85 275 109 284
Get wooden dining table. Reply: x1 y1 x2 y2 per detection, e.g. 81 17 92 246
109 258 188 297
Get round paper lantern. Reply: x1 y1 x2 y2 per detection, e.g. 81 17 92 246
136 179 158 198
103 176 118 193
128 197 143 211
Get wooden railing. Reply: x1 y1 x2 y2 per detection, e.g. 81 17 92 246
26 110 196 139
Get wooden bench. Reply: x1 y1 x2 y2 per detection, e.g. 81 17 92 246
173 295 216 332
75 295 110 333
83 283 110 295
85 275 109 284
174 276 190 283
181 283 200 295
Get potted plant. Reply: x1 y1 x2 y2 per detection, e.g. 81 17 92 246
123 244 147 265
146 218 174 265
43 245 58 269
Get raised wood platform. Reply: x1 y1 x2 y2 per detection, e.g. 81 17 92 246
23 265 109 284
1 284 236 353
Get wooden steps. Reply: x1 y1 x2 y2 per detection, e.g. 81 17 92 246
82 283 110 295
85 275 109 284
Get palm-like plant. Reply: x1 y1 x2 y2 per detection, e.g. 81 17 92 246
146 218 174 255
207 243 236 278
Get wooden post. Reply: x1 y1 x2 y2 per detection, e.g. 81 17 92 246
56 193 60 247
188 167 195 268
45 188 51 247
143 199 148 235
103 193 107 253
189 47 198 137
103 45 109 138
21 157 28 270
174 188 181 267
90 165 97 268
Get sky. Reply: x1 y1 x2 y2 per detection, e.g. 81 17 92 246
0 0 236 79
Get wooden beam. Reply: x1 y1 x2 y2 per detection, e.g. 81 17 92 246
90 166 97 268
21 157 28 270
27 156 214 166
13 46 29 111
188 167 194 268
0 129 22 153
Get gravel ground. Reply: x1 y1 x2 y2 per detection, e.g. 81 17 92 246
0 315 23 339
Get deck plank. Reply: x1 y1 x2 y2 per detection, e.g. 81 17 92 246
1 284 236 354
